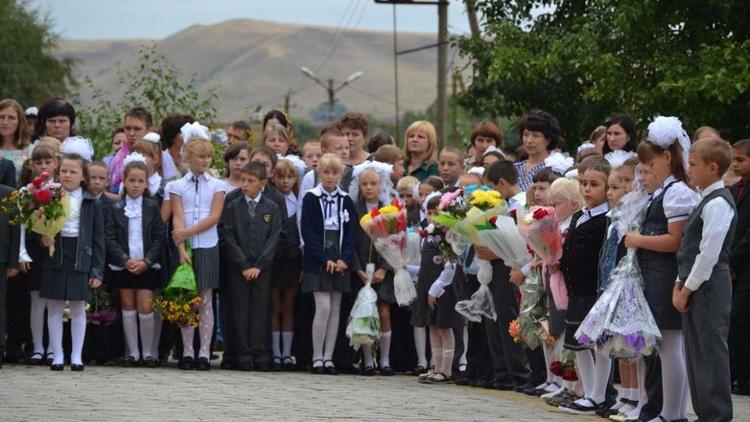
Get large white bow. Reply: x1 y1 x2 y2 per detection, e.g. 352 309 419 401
61 136 95 162
180 121 209 142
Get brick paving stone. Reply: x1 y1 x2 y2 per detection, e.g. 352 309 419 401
1 363 748 421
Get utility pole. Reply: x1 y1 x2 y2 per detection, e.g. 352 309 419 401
436 1 448 149
450 70 459 147
392 3 400 143
465 0 481 40
327 79 336 122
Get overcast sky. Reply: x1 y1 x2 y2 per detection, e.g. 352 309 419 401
31 0 474 40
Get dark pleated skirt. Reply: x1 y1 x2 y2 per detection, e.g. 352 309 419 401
192 246 220 290
105 268 160 290
563 293 596 351
301 230 350 293
40 237 92 302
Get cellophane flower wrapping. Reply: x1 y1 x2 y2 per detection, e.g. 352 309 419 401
87 288 119 326
574 201 662 358
154 244 202 328
452 186 510 322
2 171 71 256
550 349 579 381
515 267 549 350
360 199 416 306
346 264 381 350
518 206 568 309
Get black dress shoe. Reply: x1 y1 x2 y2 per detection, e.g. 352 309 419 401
380 366 394 376
493 376 525 391
361 366 375 376
178 356 194 370
282 356 295 371
323 361 338 375
733 380 750 396
220 359 236 370
142 357 159 368
50 363 64 371
194 357 211 371
71 364 84 372
121 356 138 367
26 353 44 365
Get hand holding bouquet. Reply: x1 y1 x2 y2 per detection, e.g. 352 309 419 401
154 244 202 327
360 199 416 306
2 171 70 256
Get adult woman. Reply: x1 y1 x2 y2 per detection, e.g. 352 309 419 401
33 97 76 142
0 99 33 184
402 120 439 181
602 114 638 154
160 114 194 178
514 109 560 191
469 121 504 166
263 110 296 154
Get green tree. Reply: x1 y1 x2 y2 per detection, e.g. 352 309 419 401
459 0 750 148
0 0 76 105
73 43 218 158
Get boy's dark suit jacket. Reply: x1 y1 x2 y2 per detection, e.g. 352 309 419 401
0 184 20 267
730 180 750 279
221 194 282 273
104 197 165 268
0 159 16 188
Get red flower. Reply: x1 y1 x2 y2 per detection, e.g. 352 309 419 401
532 208 547 220
489 216 498 226
391 198 402 210
561 368 579 381
34 189 52 204
32 176 45 188
549 361 562 376
370 208 380 218
39 171 49 180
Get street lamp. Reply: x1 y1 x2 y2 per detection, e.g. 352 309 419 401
300 67 363 122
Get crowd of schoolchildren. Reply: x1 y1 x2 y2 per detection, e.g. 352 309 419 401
1 96 748 422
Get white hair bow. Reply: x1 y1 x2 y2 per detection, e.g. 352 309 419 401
123 152 148 169
647 116 691 168
180 122 209 143
61 136 95 162
143 132 161 144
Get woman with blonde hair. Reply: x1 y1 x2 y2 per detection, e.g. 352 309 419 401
403 120 439 181
0 98 33 183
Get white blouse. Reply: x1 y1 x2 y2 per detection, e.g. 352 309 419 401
654 176 700 223
61 188 83 238
167 171 227 248
109 195 144 271
285 192 297 219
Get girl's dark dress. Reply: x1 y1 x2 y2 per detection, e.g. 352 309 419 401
411 239 464 329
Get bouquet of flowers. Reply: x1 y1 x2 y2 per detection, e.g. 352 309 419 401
575 188 662 358
346 264 381 350
518 206 567 310
86 288 119 326
2 171 70 256
360 199 416 306
154 245 202 328
515 267 553 350
550 349 579 381
432 188 468 230
509 314 556 350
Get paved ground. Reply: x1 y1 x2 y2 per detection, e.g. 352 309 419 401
1 363 749 421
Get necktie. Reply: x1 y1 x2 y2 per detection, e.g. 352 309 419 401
248 200 257 218
323 193 337 221
737 180 746 201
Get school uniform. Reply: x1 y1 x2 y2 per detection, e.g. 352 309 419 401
104 196 165 290
0 158 16 188
677 180 736 421
300 186 357 294
729 178 750 390
39 188 105 302
168 171 227 290
410 239 464 329
0 184 20 360
221 191 282 368
637 177 699 420
560 203 609 351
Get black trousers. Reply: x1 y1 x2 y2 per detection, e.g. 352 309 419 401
0 264 7 356
227 273 272 366
730 275 750 384
485 276 529 380
640 353 663 420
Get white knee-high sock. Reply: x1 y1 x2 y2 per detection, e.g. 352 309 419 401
429 327 442 371
322 292 342 361
379 331 392 368
272 331 281 358
575 349 596 397
627 358 647 417
46 300 65 365
69 301 86 365
590 352 612 404
181 326 195 358
312 292 331 365
122 309 140 360
29 291 47 355
414 326 428 368
458 325 468 367
282 331 293 357
361 344 374 368
441 329 455 376
656 330 688 421
151 308 162 358
542 342 556 385
198 289 214 359
138 312 155 359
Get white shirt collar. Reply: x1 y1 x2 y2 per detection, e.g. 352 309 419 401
126 195 143 206
700 179 725 199
583 202 609 218
186 170 209 182
67 187 83 199
659 175 678 189
245 192 262 204
309 184 347 198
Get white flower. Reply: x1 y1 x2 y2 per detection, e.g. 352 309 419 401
342 209 350 223
426 223 436 234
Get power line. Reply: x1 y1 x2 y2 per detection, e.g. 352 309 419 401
314 0 369 73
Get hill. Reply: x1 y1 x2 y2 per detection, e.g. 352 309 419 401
56 18 463 123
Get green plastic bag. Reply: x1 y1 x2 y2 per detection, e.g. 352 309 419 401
165 244 198 296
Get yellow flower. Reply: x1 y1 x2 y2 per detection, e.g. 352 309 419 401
379 205 399 215
360 213 372 225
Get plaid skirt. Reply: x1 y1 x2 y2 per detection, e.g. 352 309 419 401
192 246 220 290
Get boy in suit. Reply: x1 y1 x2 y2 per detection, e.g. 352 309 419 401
675 138 736 421
729 138 750 395
0 183 20 367
221 162 282 371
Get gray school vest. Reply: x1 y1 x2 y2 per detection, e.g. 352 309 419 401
677 187 736 282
